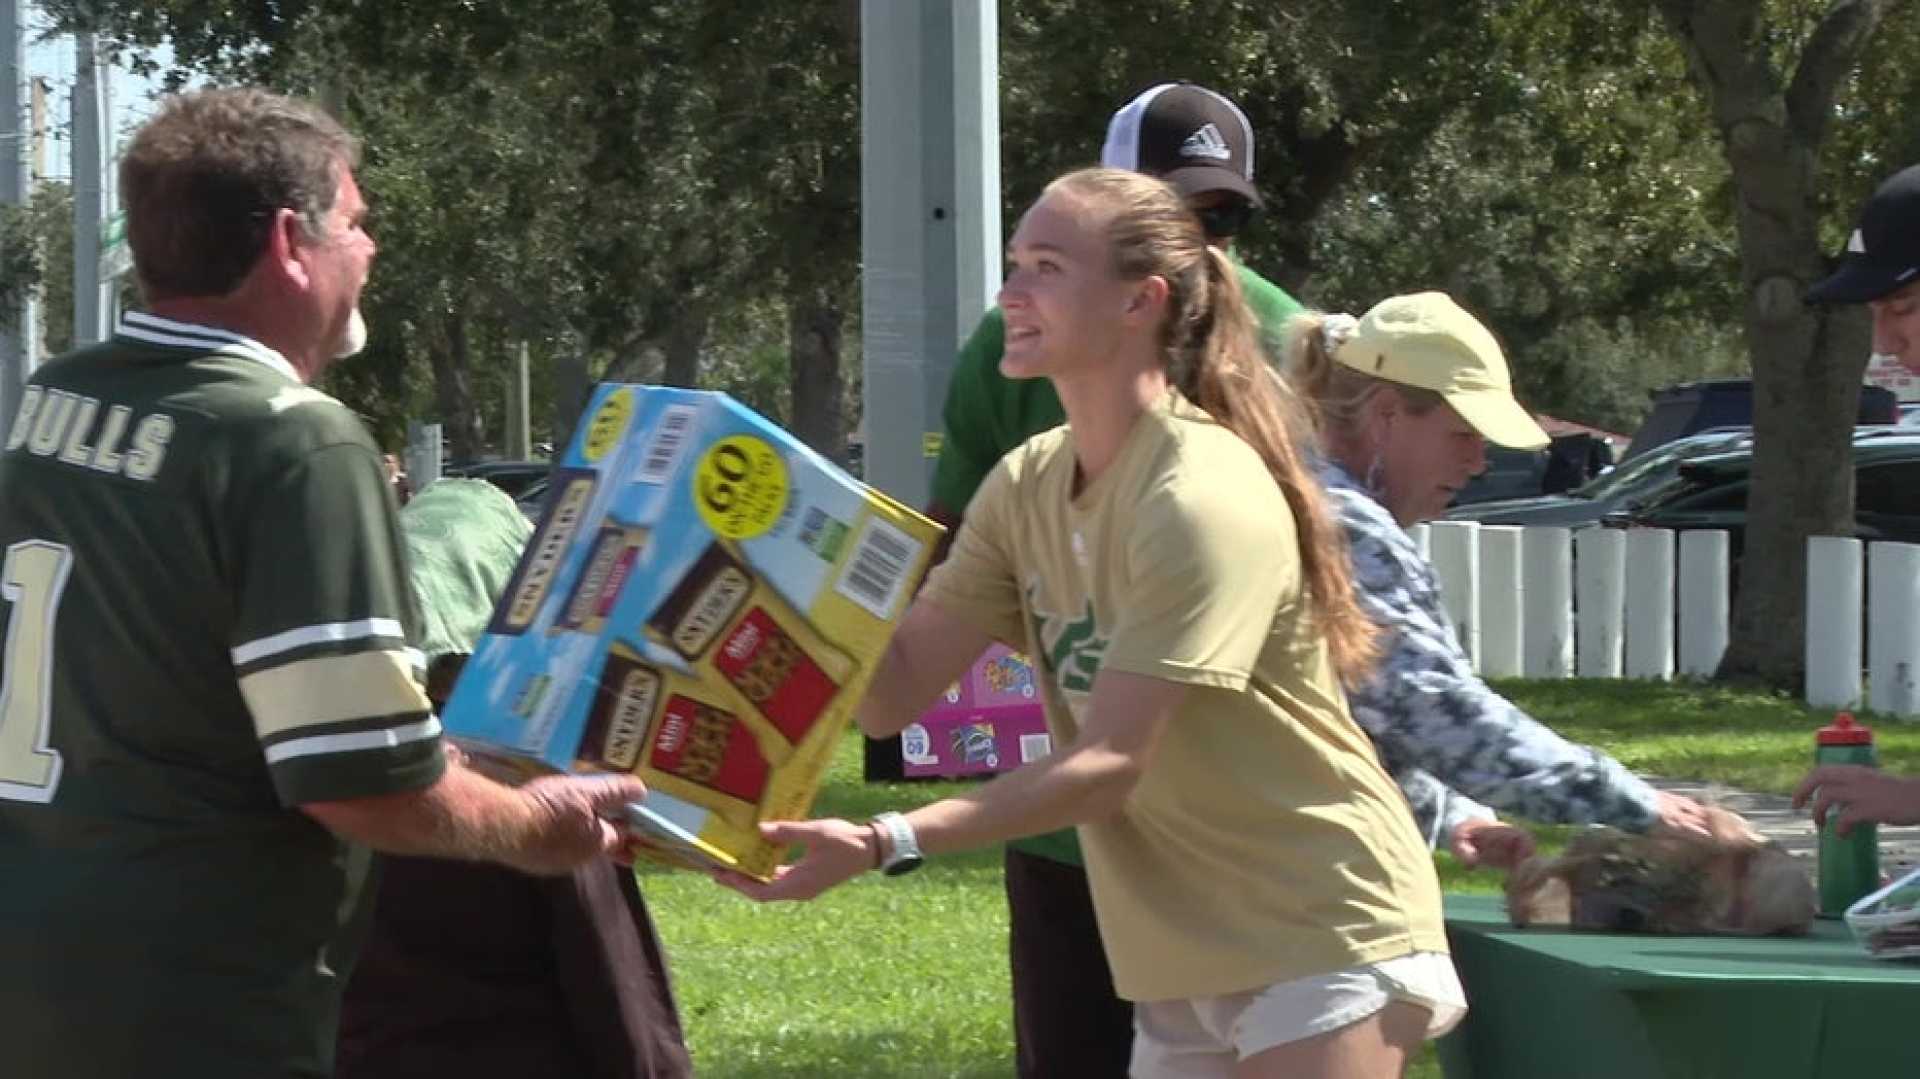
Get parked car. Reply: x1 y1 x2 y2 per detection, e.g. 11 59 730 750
1448 445 1550 507
1600 430 1920 568
443 459 552 500
1620 379 1897 462
512 476 554 521
1444 428 1754 530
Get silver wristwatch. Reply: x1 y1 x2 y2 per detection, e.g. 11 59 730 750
870 811 925 876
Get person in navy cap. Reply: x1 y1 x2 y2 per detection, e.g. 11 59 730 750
1807 164 1920 371
1794 166 1920 831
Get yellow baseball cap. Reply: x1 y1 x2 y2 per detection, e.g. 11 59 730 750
1333 292 1550 449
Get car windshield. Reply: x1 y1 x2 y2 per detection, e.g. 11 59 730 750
1571 433 1745 502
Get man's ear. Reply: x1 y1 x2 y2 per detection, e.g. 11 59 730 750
267 207 312 289
1370 386 1406 425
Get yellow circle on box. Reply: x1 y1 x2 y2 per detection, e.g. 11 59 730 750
581 387 635 462
693 435 789 539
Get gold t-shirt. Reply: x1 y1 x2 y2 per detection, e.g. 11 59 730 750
923 391 1448 1001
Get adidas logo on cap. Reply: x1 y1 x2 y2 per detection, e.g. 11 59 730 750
1099 82 1262 205
1181 123 1232 162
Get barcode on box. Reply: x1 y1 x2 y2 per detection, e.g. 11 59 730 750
834 516 920 619
1019 733 1053 762
637 405 697 484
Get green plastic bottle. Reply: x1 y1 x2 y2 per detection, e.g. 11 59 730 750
1815 712 1880 918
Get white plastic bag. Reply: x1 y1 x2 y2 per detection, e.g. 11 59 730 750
1844 866 1920 959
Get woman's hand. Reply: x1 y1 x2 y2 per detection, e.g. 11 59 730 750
1448 818 1536 870
1648 791 1714 839
712 818 878 901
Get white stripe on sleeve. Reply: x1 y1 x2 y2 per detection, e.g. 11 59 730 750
263 716 443 765
232 617 407 668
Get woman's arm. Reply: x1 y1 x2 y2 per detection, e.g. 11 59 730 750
1389 761 1496 849
854 598 996 738
1336 493 1665 831
721 669 1187 902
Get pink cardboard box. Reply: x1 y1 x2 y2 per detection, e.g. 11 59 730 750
900 644 1051 778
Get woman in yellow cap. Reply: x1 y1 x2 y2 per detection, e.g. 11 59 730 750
1285 293 1711 865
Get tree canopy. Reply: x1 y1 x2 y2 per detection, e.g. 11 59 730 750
32 0 1920 687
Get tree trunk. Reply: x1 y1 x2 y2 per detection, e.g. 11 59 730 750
661 304 709 388
786 283 845 461
551 341 593 455
426 304 486 464
1654 0 1891 688
1262 116 1357 296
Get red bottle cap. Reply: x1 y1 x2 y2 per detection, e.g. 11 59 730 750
1817 711 1875 745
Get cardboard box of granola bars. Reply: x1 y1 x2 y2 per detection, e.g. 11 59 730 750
441 384 941 880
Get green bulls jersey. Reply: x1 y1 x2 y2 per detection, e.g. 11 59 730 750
0 312 446 1079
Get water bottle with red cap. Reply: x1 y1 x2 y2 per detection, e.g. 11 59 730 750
1816 711 1881 917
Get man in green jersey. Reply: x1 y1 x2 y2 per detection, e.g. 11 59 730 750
900 83 1306 1078
0 88 647 1079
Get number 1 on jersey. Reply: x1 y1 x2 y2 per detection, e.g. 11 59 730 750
0 541 73 802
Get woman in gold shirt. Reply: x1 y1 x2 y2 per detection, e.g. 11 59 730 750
724 168 1459 1078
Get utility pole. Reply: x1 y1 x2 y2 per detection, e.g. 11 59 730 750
858 0 1000 507
507 341 531 459
71 31 105 346
1 0 35 440
96 47 117 332
28 74 43 182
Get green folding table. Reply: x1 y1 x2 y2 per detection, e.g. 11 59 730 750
1438 893 1920 1078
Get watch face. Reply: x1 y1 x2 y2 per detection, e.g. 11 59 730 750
883 854 925 877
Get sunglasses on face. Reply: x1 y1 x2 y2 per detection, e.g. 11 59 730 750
1194 199 1257 240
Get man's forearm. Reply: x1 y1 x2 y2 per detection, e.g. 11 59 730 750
303 761 538 864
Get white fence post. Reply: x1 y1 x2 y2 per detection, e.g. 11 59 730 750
1576 528 1626 677
1806 536 1864 710
1869 541 1920 718
1677 530 1730 678
1625 529 1677 679
1523 526 1573 679
1480 526 1525 678
1429 521 1481 671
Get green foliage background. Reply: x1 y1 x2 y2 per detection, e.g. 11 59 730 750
12 1 1911 452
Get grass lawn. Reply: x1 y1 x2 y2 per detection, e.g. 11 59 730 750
1494 677 1920 795
640 679 1900 1077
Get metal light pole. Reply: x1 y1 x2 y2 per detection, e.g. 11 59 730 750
858 0 1001 507
1 0 35 439
71 31 106 347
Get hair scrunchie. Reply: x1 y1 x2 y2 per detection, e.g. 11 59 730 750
1320 312 1360 356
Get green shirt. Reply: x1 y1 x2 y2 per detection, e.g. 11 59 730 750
0 312 445 1078
928 261 1303 865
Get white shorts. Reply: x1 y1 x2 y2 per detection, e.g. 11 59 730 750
1129 952 1468 1079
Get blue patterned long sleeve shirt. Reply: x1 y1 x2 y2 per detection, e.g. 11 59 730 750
1321 462 1661 838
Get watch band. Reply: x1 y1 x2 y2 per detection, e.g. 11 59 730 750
870 811 925 876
